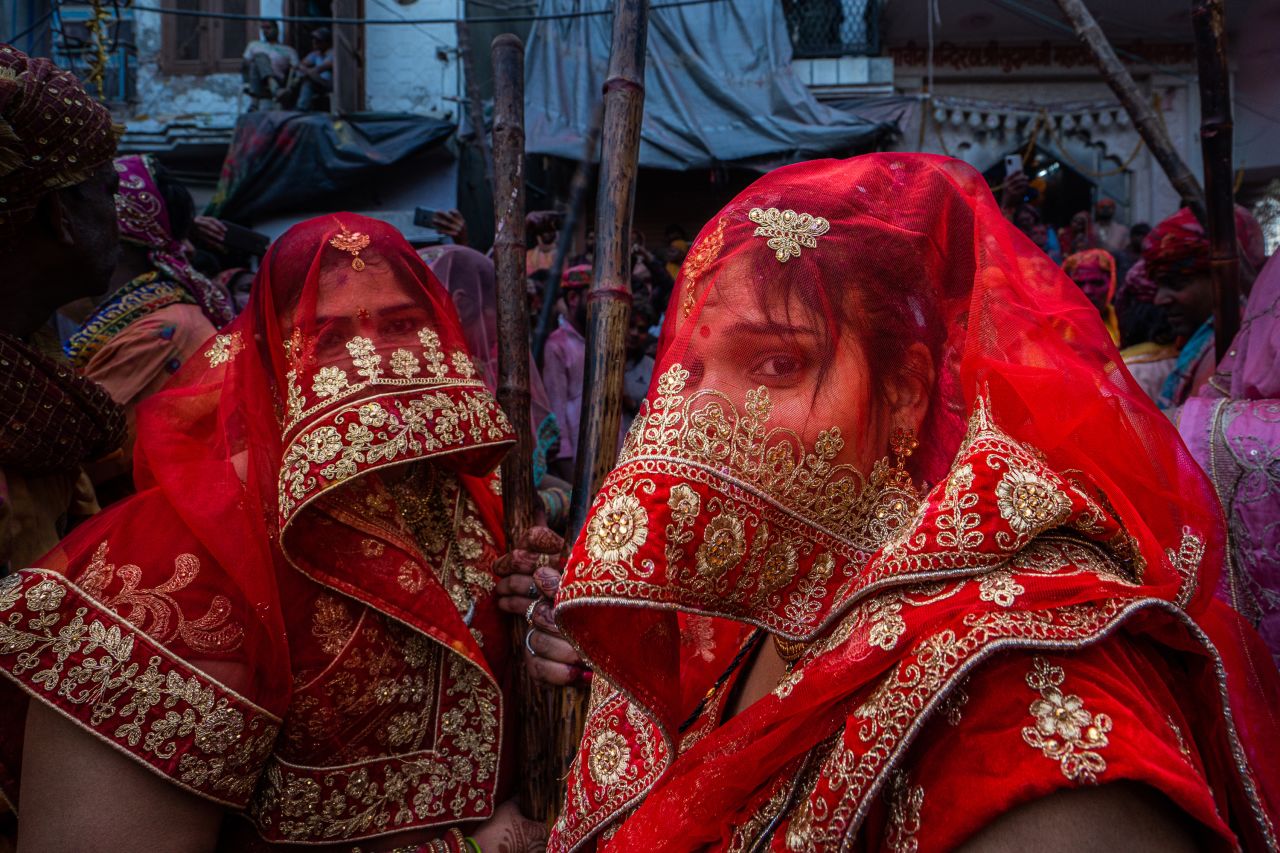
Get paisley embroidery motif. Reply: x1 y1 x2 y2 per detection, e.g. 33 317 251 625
78 540 243 654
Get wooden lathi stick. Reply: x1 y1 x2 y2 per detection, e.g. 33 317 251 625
490 33 549 818
569 0 650 537
1191 0 1240 360
533 102 605 366
1053 0 1206 219
555 0 651 819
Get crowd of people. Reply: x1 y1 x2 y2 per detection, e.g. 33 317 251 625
2 42 1280 853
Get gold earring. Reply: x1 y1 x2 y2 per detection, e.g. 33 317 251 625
888 426 919 491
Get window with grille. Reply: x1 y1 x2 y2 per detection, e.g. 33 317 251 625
783 0 881 58
160 0 260 74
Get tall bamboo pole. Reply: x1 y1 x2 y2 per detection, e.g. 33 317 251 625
1053 0 1206 220
1191 0 1240 360
533 103 605 365
568 0 649 539
551 0 650 817
491 33 550 819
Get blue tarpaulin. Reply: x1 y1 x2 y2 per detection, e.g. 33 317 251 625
524 0 898 170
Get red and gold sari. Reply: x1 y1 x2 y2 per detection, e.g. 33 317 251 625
549 155 1280 851
0 215 517 850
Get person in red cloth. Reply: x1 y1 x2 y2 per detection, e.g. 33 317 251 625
0 215 547 852
0 45 126 574
528 154 1280 851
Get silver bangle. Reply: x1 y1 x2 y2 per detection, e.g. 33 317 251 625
524 627 538 658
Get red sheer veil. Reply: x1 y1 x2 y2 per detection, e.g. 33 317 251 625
551 154 1279 848
1 214 514 809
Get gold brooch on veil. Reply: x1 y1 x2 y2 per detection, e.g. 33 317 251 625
748 207 830 263
329 224 371 271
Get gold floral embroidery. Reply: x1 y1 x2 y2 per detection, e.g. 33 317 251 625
311 365 350 398
78 541 243 654
977 568 1025 608
389 468 498 619
1022 656 1112 783
282 326 486 433
588 729 631 787
278 386 511 523
586 493 649 565
884 770 924 853
695 512 747 580
204 331 244 368
0 570 277 806
748 206 830 263
995 466 1071 537
310 593 356 656
329 224 371 270
256 639 499 843
1167 526 1205 608
555 685 666 851
680 216 728 318
791 600 1132 849
623 365 910 543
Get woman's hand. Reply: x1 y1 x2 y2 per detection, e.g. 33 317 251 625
470 799 547 853
192 215 228 251
494 526 590 687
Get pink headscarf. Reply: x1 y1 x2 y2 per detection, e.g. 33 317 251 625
115 154 235 327
1212 253 1280 399
423 244 554 430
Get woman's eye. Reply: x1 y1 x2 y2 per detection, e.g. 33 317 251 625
380 317 417 337
750 353 806 382
316 329 345 353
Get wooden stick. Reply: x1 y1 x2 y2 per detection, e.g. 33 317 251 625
459 19 493 190
549 0 650 820
533 102 605 366
1191 0 1240 360
1053 0 1206 219
569 0 649 539
491 32 548 819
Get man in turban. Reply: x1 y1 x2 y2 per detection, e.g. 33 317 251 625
1144 206 1265 408
0 45 126 572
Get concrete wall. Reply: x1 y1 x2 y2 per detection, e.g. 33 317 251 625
125 0 460 137
364 0 461 121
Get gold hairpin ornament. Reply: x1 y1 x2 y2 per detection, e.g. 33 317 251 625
329 224 371 271
748 207 830 263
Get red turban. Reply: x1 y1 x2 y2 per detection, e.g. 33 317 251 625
1142 206 1266 284
0 45 119 234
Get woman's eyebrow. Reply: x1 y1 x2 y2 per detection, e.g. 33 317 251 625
724 320 818 337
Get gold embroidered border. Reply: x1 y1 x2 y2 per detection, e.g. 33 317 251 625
251 654 500 843
278 383 513 531
0 569 281 809
782 596 1275 852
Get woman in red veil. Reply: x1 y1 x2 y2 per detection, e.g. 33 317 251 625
0 214 545 851
540 155 1280 850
